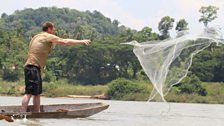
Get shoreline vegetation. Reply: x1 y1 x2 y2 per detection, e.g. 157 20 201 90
0 79 224 104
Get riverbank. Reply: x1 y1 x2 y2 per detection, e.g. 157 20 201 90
0 80 224 104
0 80 109 98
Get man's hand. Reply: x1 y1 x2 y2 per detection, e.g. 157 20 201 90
82 40 91 46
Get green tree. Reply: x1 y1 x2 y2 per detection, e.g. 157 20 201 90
133 27 158 42
112 19 119 27
119 28 135 42
2 66 20 82
199 5 219 27
190 46 224 82
107 78 145 100
177 74 207 96
175 19 188 32
158 16 175 39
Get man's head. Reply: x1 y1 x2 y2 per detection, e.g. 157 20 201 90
42 22 56 34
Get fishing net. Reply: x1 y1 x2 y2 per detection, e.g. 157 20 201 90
123 27 224 101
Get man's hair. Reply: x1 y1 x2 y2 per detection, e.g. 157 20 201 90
42 22 54 31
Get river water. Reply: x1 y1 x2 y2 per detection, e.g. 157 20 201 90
0 96 224 126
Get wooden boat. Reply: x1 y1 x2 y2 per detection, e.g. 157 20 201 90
0 102 109 119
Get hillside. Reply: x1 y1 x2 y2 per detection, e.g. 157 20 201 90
0 7 124 40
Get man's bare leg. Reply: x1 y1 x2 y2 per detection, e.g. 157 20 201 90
33 95 40 112
21 94 32 112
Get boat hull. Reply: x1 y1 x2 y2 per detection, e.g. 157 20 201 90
0 102 109 118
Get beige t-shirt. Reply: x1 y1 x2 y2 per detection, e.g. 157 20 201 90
25 32 60 72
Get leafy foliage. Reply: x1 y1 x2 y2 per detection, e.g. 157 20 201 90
2 67 20 82
158 16 175 39
177 73 207 96
176 19 188 32
0 7 123 40
107 78 146 100
199 5 219 27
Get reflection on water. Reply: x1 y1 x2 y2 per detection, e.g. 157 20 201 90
14 118 41 126
0 96 224 126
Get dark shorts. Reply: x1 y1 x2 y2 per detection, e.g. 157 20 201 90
24 65 42 95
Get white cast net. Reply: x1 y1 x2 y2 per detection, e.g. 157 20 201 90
123 27 224 101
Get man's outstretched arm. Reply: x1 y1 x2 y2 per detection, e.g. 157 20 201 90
52 38 91 46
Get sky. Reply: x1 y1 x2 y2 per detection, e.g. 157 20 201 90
0 0 223 36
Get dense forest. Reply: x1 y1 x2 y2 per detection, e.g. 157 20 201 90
0 6 223 87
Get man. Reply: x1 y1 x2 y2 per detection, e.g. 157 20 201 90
20 22 90 112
